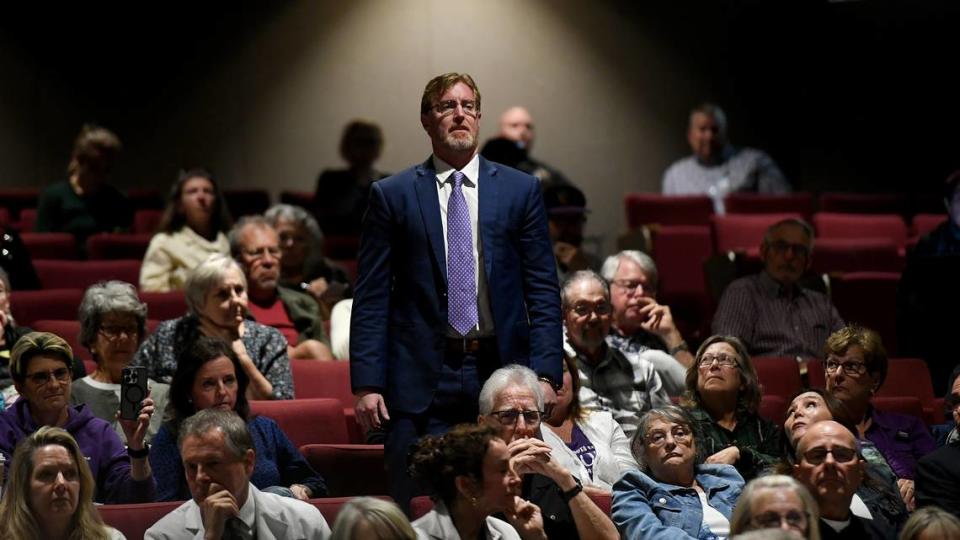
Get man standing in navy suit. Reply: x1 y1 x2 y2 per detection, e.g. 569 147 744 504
350 73 562 508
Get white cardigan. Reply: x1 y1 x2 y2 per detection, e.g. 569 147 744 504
541 410 639 490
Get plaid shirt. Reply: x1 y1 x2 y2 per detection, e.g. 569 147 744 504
574 344 670 437
686 406 783 481
712 271 844 358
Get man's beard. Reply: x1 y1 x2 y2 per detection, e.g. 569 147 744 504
442 131 477 152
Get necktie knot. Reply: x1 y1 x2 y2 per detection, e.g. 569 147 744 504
452 170 466 188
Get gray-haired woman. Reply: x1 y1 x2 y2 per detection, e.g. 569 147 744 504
132 254 294 400
71 281 169 443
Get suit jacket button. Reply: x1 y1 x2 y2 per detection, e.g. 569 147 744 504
658 498 666 504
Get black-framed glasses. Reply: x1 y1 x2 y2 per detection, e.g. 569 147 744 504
433 99 479 117
801 446 858 465
26 367 71 386
697 354 739 369
98 324 139 340
489 409 542 426
824 359 867 376
568 302 612 317
644 425 692 446
768 241 810 258
751 510 808 530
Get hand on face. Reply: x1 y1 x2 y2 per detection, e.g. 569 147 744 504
200 482 240 539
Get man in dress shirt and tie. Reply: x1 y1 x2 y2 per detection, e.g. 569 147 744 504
349 72 562 509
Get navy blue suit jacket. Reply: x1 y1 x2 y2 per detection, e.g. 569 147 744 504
349 156 562 414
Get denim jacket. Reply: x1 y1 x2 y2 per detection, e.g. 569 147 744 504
612 464 744 540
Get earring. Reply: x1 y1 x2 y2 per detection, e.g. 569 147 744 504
470 496 478 507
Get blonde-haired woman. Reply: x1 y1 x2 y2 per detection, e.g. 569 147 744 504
729 475 821 539
0 426 125 539
330 497 416 540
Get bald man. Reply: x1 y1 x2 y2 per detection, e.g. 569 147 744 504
498 106 572 189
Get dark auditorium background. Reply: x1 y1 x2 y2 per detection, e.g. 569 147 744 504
0 0 957 254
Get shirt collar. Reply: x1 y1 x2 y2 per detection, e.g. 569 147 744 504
759 270 804 298
433 153 480 188
238 483 257 530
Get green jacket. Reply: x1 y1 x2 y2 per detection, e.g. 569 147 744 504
276 286 329 345
686 406 783 481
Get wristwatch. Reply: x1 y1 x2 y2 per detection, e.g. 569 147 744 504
127 444 150 459
560 476 583 504
668 340 689 356
537 376 561 392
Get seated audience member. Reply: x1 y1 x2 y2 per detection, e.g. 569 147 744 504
682 335 782 481
0 332 155 503
133 254 294 399
71 281 169 443
314 119 388 237
543 352 639 492
545 185 598 282
729 475 821 539
899 506 960 540
150 337 325 501
612 405 744 539
36 124 132 248
712 218 844 358
477 365 619 540
146 409 330 539
330 497 417 540
780 389 908 531
140 167 232 293
662 103 790 212
915 390 960 519
792 420 895 540
0 427 125 540
265 204 351 314
897 170 960 392
931 365 960 447
230 216 333 361
498 106 572 190
823 326 935 510
410 424 547 540
0 268 86 404
562 271 669 436
602 250 693 395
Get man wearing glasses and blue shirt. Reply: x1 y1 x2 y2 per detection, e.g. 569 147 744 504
713 218 844 358
349 73 562 510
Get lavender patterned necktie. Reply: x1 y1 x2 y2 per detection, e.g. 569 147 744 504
447 170 478 335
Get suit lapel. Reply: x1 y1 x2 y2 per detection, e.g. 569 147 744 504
253 489 288 540
414 157 448 283
478 156 499 283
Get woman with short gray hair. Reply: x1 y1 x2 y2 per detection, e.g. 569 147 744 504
132 254 294 400
72 281 169 443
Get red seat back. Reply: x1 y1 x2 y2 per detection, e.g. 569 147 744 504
830 272 900 355
20 232 78 260
624 194 713 228
86 233 153 260
724 193 815 220
17 208 37 232
875 358 940 424
651 226 713 342
810 238 903 274
911 213 947 238
813 213 908 251
0 189 39 224
138 291 189 320
34 260 141 289
806 358 826 389
759 395 788 424
250 398 349 447
819 192 907 215
290 360 353 402
753 357 803 398
10 289 84 326
871 396 925 422
711 213 802 255
300 444 387 497
133 209 163 234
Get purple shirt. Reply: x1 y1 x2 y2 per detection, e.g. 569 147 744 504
865 406 937 480
566 423 597 480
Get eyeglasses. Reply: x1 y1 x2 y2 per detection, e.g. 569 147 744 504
768 241 810 258
433 100 479 117
697 354 739 369
26 367 71 386
241 246 282 260
568 302 612 317
489 409 542 427
751 510 808 530
99 324 139 340
801 446 858 465
824 359 867 376
611 279 655 296
644 425 692 446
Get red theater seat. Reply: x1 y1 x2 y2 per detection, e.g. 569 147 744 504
0 208 10 227
300 444 387 497
87 233 153 260
872 396 925 422
753 357 803 398
650 226 713 340
760 395 788 424
34 260 141 289
250 398 349 448
830 272 900 355
875 358 942 424
810 238 903 274
711 213 802 255
724 193 815 220
290 360 361 442
9 288 84 326
20 232 78 260
813 213 908 252
138 291 189 320
819 192 907 215
133 209 163 234
911 213 946 238
624 194 713 228
806 358 826 389
0 189 39 223
17 208 37 232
